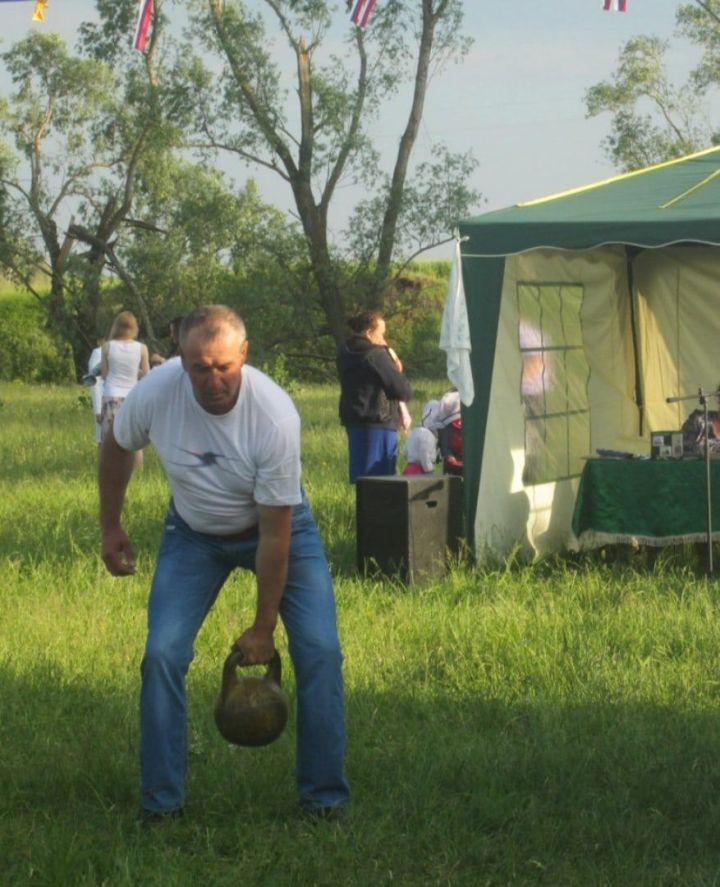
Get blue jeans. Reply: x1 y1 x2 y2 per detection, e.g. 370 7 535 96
346 425 398 483
140 496 349 813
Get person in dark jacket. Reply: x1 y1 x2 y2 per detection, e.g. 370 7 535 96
337 310 412 483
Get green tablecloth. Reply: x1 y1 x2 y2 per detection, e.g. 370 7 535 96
572 457 720 547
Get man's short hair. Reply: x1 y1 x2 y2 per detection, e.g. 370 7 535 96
179 306 247 350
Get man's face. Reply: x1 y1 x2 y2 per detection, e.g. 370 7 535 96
181 325 249 415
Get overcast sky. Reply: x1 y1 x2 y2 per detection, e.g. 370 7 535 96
1 1 715 256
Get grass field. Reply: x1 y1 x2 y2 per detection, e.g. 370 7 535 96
3 380 720 886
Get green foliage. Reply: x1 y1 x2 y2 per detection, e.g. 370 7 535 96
380 268 450 376
586 2 720 170
1 32 115 161
0 257 453 384
226 257 452 381
585 34 704 170
0 296 74 383
116 161 333 372
419 258 452 278
0 31 124 375
678 0 720 95
258 351 300 394
347 146 478 259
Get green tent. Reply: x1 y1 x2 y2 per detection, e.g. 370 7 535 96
454 146 720 561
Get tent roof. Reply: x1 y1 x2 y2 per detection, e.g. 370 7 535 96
459 146 720 257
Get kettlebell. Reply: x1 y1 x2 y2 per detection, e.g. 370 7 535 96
214 649 289 747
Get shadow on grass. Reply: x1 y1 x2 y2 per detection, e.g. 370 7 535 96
3 661 720 884
346 691 720 882
0 660 299 882
325 533 358 578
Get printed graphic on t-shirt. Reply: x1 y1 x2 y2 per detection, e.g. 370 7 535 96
169 446 246 473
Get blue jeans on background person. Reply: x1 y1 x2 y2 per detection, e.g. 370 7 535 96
346 425 398 483
139 495 350 814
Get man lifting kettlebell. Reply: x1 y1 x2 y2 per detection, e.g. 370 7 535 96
98 305 349 824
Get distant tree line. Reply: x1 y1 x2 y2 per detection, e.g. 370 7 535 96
0 258 451 385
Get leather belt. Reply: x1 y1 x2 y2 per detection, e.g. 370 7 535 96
167 500 258 543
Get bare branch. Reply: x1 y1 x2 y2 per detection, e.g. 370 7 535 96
184 136 291 181
0 177 32 203
392 235 455 277
123 218 167 234
320 28 368 216
375 0 441 285
207 0 298 180
104 241 159 346
263 0 296 46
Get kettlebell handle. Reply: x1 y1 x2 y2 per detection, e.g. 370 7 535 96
222 648 282 692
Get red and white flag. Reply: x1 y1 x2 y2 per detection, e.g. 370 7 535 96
603 0 627 10
350 0 378 29
133 0 153 51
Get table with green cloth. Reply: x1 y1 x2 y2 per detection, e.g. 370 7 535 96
572 457 720 547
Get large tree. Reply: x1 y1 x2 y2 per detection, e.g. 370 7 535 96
0 32 117 368
181 0 477 344
585 0 720 171
0 26 192 372
0 7 242 373
117 159 314 367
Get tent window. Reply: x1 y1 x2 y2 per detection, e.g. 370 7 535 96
517 283 590 485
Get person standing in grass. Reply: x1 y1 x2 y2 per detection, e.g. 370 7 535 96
100 311 150 466
98 304 349 824
337 310 412 483
150 315 185 368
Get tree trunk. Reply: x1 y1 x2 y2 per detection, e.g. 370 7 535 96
374 0 440 298
292 180 346 345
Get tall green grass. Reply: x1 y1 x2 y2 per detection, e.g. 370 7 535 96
3 380 720 885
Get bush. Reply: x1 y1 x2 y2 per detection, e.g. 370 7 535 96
383 265 450 378
0 295 75 383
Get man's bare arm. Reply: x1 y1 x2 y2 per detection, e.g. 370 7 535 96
232 503 292 664
99 426 137 576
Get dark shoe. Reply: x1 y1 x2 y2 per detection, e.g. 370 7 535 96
300 804 347 825
138 807 184 827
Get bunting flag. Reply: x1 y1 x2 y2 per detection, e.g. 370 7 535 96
133 0 153 51
0 0 49 20
350 0 378 29
603 0 627 10
32 0 47 21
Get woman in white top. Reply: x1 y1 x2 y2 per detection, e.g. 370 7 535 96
100 311 150 463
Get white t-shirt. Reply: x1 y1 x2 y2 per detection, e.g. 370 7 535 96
104 339 143 398
113 359 302 534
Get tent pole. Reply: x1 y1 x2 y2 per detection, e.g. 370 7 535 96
703 391 713 576
625 248 644 437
